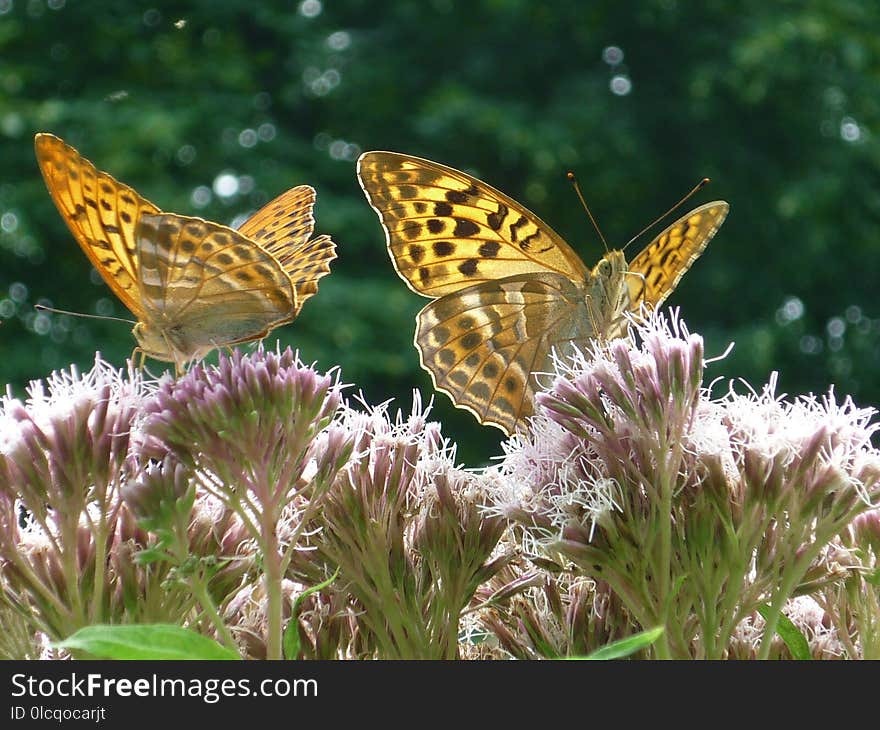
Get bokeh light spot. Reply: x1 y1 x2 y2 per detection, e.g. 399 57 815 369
9 282 27 302
238 128 258 148
610 75 632 95
299 0 321 18
213 173 239 198
602 46 624 65
327 31 351 51
1 212 18 233
191 185 212 208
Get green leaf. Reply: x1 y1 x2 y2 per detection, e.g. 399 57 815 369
863 566 880 587
283 568 340 660
570 626 665 660
55 624 240 660
133 546 172 565
757 605 811 660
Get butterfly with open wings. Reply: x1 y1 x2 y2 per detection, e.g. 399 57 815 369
357 151 728 436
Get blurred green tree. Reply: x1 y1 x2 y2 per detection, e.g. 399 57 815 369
1 0 878 463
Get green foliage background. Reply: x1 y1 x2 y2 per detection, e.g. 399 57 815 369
1 0 878 463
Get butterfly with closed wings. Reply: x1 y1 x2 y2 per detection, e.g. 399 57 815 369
357 151 728 436
35 133 336 372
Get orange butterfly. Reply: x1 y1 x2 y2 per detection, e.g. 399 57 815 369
35 133 336 370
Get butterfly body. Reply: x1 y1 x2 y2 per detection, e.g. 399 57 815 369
358 151 728 435
35 133 335 371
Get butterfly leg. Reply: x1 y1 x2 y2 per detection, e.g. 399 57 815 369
584 292 602 341
131 346 147 371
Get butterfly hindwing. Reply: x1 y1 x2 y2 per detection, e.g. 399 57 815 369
415 273 595 434
135 213 296 357
238 185 337 317
357 151 589 298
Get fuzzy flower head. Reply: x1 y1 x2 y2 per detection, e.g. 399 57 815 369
488 311 704 546
140 347 346 512
0 355 148 528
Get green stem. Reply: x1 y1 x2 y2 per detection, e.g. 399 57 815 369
191 577 237 651
756 521 844 659
262 508 283 660
653 435 676 660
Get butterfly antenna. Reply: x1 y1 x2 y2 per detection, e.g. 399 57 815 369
566 171 609 252
34 304 136 326
623 177 711 251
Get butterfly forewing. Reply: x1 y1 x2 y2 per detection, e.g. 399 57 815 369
416 273 594 434
35 133 160 318
357 152 589 298
238 185 337 317
626 201 728 309
135 213 296 359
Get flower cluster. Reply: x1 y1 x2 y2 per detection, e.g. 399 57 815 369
485 312 880 658
2 312 879 660
136 347 353 659
0 357 166 641
316 394 508 659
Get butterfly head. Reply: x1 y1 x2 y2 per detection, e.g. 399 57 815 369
584 249 632 339
132 321 191 367
592 249 628 279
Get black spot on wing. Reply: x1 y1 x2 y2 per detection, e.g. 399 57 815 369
458 259 478 276
453 219 480 237
461 332 482 350
508 216 527 242
487 203 507 231
479 241 501 258
402 222 423 240
519 230 552 254
433 241 455 257
445 190 469 204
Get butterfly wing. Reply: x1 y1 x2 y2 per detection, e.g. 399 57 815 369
238 185 337 318
416 272 593 435
357 151 589 298
135 213 296 360
626 201 728 309
34 133 159 319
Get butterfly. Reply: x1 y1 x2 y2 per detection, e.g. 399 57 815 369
35 133 336 371
357 151 728 435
